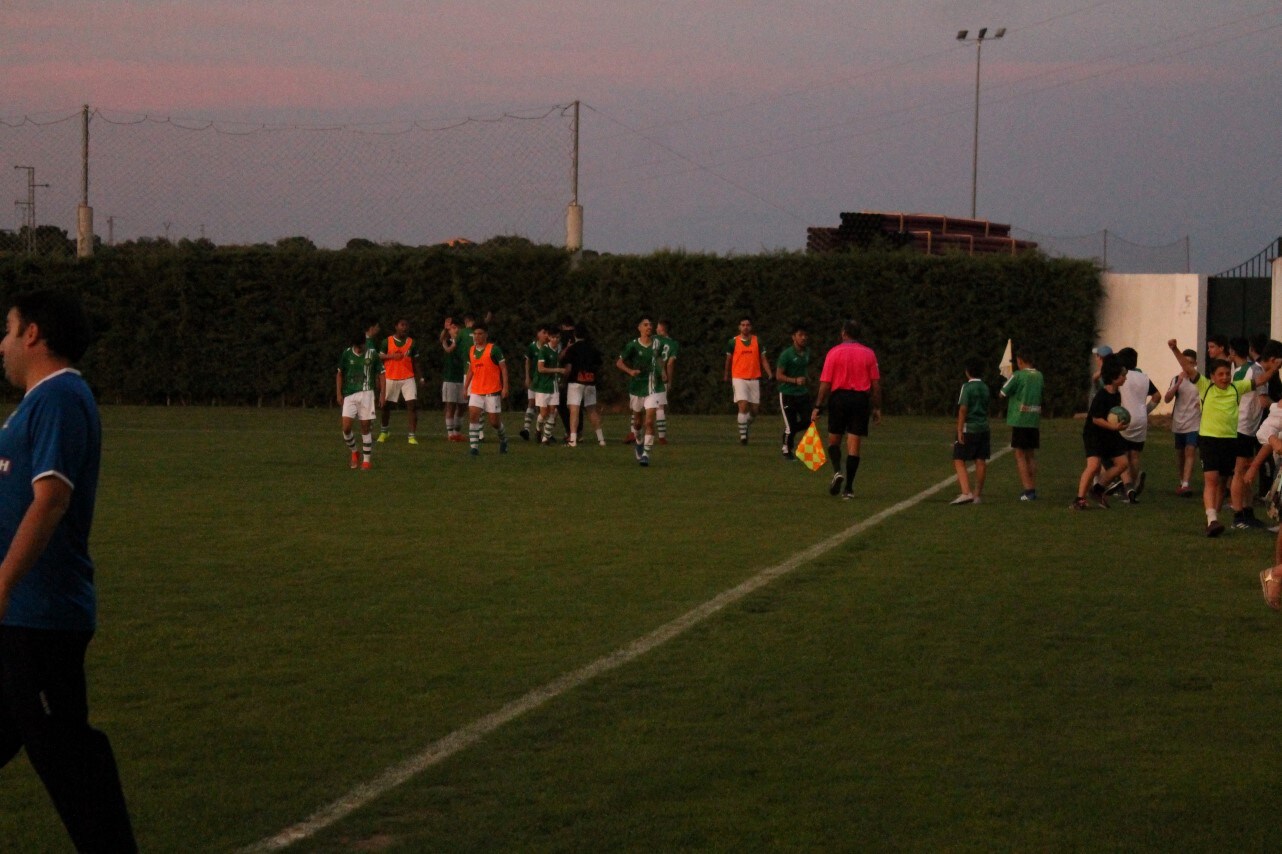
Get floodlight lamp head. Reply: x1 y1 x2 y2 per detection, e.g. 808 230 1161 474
994 28 1007 38
977 27 987 39
956 29 968 40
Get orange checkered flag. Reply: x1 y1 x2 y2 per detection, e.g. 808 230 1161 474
794 422 828 472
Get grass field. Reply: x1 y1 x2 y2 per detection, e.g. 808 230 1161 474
3 406 1281 852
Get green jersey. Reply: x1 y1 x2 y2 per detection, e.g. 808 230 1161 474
776 345 810 397
1195 375 1254 438
338 345 381 396
619 337 666 397
531 343 559 394
656 335 679 364
957 378 990 433
442 334 466 383
1001 369 1043 428
456 326 474 354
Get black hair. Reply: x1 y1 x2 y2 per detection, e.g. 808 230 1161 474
964 358 983 379
1014 347 1034 365
1207 332 1229 349
1230 337 1251 359
9 290 93 363
1251 333 1270 358
841 319 861 340
1263 340 1282 361
575 322 591 340
1208 357 1231 375
791 321 808 334
1100 354 1125 385
351 330 366 348
1181 348 1198 361
1116 347 1138 370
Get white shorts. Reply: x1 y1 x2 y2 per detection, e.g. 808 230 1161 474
630 393 662 412
732 378 760 405
441 381 464 404
535 390 560 408
567 383 597 407
654 391 668 407
341 390 376 421
469 393 503 414
385 377 418 403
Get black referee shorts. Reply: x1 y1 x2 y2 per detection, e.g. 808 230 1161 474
827 389 871 437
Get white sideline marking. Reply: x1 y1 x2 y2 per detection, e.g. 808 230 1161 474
245 450 1009 851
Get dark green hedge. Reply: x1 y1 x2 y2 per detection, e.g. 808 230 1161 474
0 244 1100 415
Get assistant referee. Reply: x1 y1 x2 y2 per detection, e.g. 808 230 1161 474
811 319 882 499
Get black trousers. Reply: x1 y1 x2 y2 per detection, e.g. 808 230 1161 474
0 626 136 853
780 392 812 452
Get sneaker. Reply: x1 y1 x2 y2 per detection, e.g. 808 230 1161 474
639 452 650 467
520 428 530 441
634 443 644 462
972 496 982 505
1176 485 1192 497
950 494 975 505
377 431 388 443
567 438 577 447
1090 483 1110 509
469 447 479 456
841 490 854 500
740 437 748 446
408 436 418 445
658 437 668 445
1134 470 1147 498
349 451 359 469
598 439 607 447
1207 520 1225 537
360 460 372 470
623 432 636 445
1070 497 1089 510
1124 489 1138 504
499 438 509 454
1103 478 1124 496
829 473 843 496
1019 490 1038 501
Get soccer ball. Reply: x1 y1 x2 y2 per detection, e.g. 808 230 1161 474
1107 405 1131 428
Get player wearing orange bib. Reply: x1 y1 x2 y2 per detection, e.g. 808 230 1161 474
378 318 422 445
723 317 773 444
463 323 510 455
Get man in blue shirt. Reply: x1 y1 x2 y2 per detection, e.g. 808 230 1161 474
0 290 135 852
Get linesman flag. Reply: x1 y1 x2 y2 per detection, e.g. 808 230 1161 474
795 422 828 472
999 338 1014 379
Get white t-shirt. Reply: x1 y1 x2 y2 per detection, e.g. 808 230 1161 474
1119 368 1157 441
1166 373 1201 435
1235 361 1263 434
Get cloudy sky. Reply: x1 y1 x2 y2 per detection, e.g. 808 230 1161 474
2 0 1279 272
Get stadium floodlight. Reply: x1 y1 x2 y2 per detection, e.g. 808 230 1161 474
956 26 1006 219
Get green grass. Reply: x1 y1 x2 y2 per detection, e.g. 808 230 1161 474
2 408 1279 852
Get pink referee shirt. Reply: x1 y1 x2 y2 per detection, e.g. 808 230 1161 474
819 341 880 391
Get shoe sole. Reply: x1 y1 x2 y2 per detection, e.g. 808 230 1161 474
829 477 843 496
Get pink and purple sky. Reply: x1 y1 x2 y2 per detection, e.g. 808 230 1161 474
2 0 1279 271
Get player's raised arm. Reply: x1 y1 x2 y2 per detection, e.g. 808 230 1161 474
1168 339 1198 380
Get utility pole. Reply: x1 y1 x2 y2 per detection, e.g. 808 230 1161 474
77 104 94 258
956 28 1005 219
565 100 583 255
14 165 50 255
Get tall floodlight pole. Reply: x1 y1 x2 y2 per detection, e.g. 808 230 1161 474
956 27 1005 219
565 100 584 255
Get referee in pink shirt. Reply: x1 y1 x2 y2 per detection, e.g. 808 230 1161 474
811 320 882 498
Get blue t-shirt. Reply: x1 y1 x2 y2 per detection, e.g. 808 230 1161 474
0 369 101 631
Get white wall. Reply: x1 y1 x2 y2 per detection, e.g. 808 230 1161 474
1097 273 1206 414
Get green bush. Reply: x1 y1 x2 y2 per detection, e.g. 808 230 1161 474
0 244 1099 415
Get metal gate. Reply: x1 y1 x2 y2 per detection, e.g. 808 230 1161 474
1207 238 1280 342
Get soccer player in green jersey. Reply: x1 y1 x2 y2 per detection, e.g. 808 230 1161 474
1000 348 1044 500
617 317 665 466
655 320 679 443
439 316 466 442
534 328 568 444
521 325 549 441
950 359 991 504
337 329 384 469
775 323 811 460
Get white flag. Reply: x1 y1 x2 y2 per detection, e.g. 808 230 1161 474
999 338 1014 379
